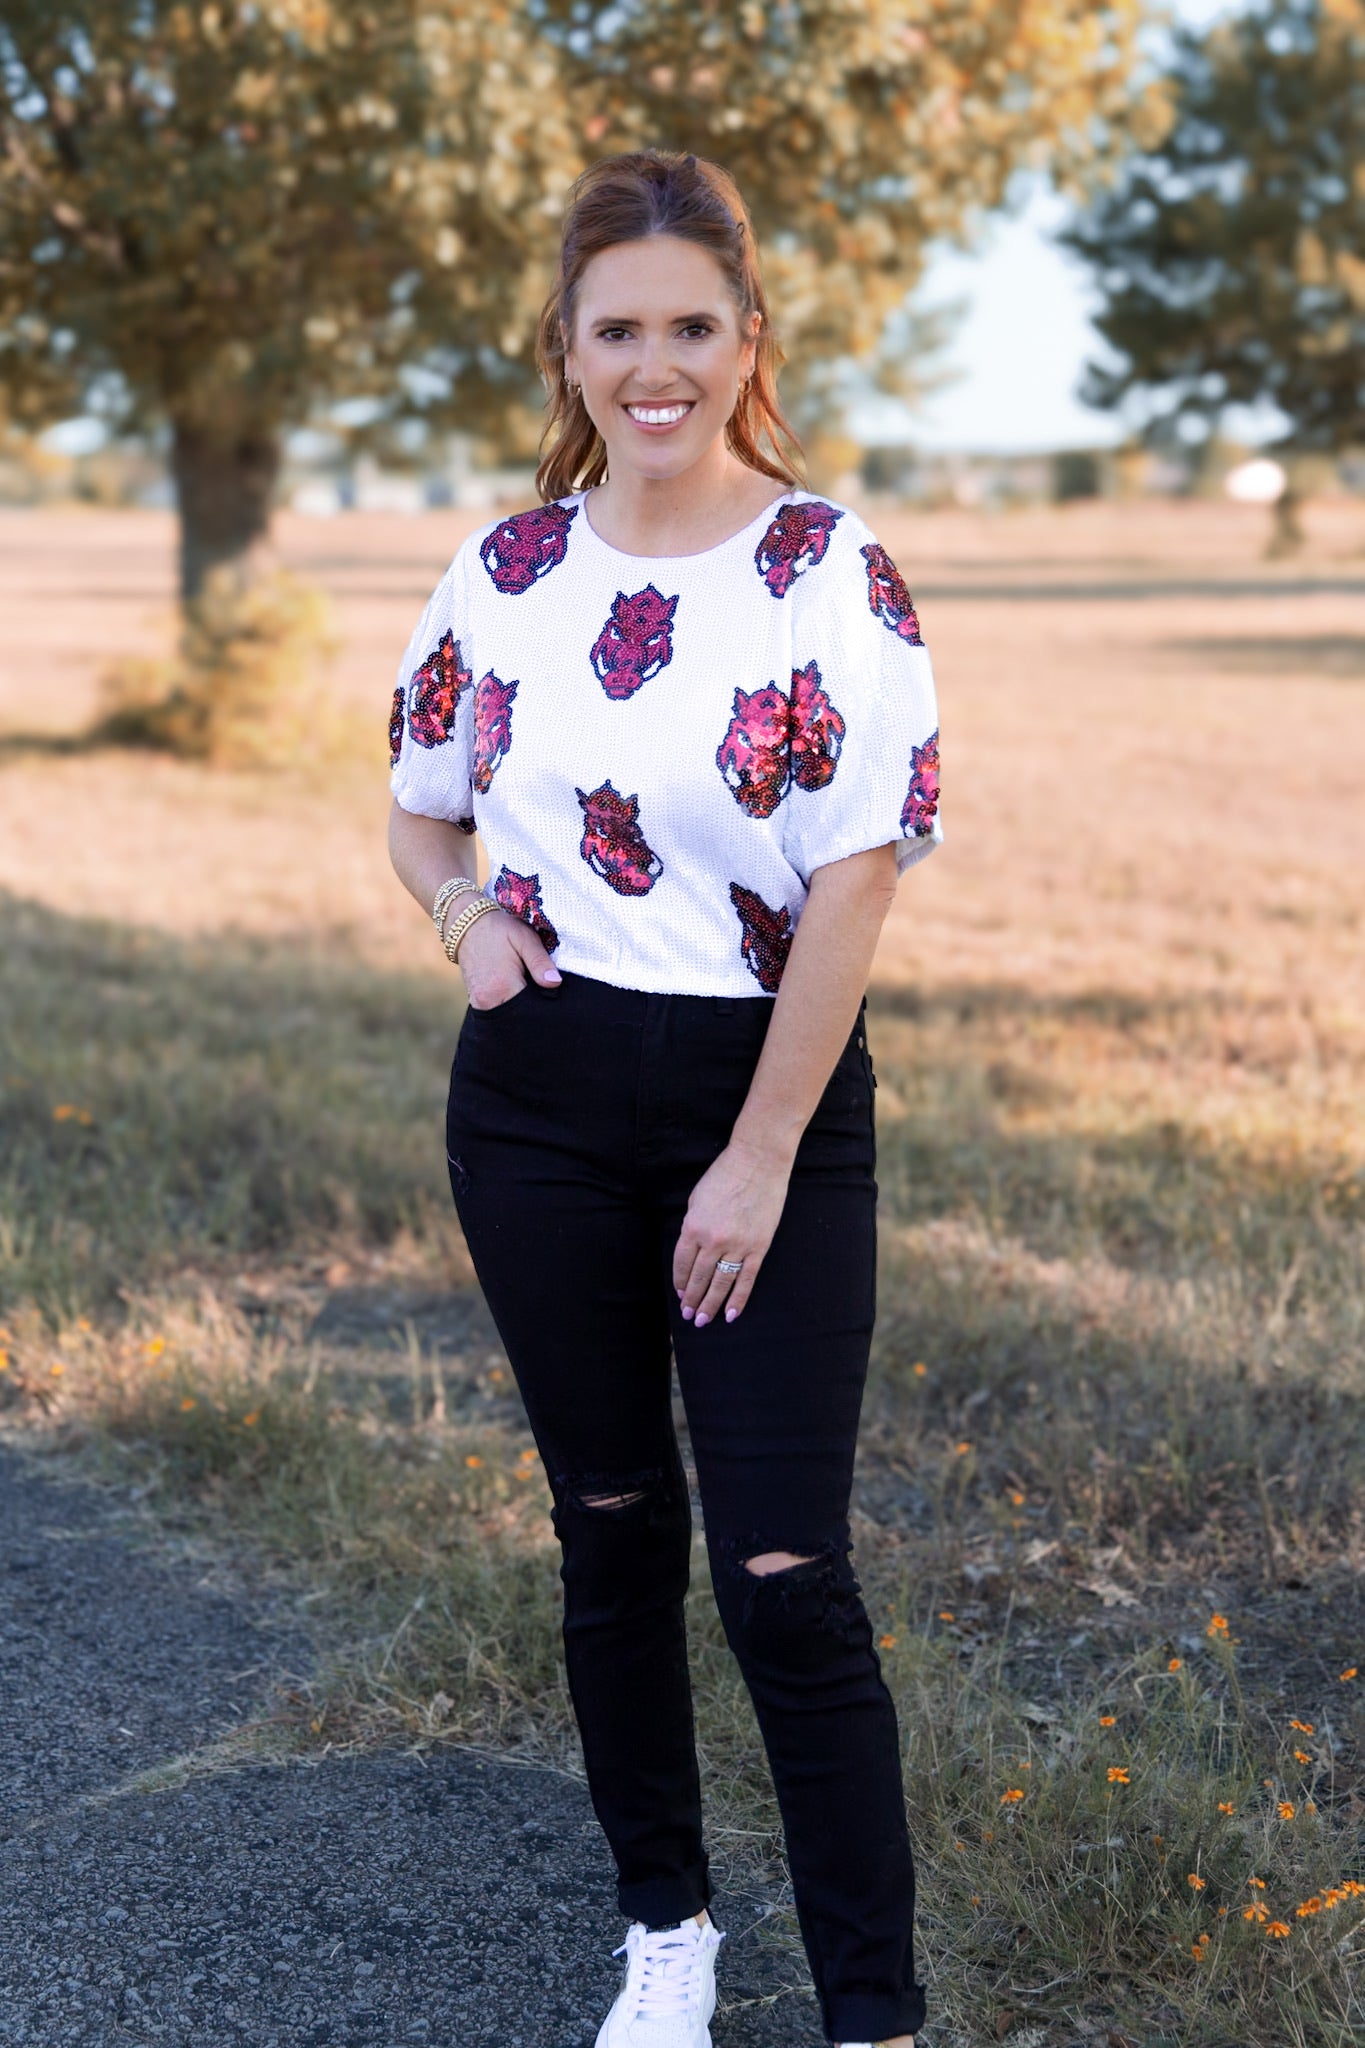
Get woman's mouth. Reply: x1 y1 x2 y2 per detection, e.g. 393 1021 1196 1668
623 401 695 432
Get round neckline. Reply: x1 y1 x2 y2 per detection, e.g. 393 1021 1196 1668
574 485 802 564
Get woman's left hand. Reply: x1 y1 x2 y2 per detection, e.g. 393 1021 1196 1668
673 1139 793 1328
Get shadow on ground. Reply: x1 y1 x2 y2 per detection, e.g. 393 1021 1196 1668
0 1442 820 2048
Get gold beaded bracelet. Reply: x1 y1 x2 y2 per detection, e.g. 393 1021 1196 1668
432 874 480 943
442 893 501 965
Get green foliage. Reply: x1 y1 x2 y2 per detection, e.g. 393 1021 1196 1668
1064 0 1365 463
0 2 1159 461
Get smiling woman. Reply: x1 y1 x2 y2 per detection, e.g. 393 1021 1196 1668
385 149 938 2048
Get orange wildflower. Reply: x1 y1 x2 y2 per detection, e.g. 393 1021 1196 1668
912 1362 927 1377
180 1397 196 1412
1009 1490 1025 1506
1294 1749 1312 1764
1289 1719 1315 1734
1278 1802 1295 1820
1099 1714 1116 1726
241 1411 259 1427
1000 1788 1024 1804
1206 1613 1230 1637
1217 1801 1235 1814
954 1440 972 1455
1187 1873 1206 1890
465 1454 483 1468
939 1610 955 1622
1168 1657 1181 1672
1244 1904 1268 1923
1340 1667 1358 1682
1296 1897 1323 1917
1248 1876 1266 1888
1266 1921 1290 1939
1107 1767 1130 1784
879 1635 897 1649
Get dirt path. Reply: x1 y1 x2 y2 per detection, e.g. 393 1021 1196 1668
0 1441 816 2047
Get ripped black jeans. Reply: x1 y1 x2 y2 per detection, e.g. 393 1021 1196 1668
446 968 926 2045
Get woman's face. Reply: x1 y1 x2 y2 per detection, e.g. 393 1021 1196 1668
564 233 759 481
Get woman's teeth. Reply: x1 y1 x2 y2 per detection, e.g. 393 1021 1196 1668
626 403 692 425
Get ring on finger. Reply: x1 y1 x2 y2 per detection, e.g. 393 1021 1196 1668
714 1257 744 1274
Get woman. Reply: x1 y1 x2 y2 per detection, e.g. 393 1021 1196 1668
387 149 940 2048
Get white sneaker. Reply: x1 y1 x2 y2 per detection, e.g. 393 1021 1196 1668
594 1913 725 2048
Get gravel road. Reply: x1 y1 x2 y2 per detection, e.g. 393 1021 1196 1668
0 1440 821 2046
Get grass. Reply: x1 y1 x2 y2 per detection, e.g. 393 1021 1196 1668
2 886 1362 2046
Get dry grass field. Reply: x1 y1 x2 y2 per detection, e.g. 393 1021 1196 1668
2 494 1364 2047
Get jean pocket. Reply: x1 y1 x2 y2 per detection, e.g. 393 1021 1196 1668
467 978 536 1018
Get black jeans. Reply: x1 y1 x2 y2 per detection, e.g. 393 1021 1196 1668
445 968 926 2044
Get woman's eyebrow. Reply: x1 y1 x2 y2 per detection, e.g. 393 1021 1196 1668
589 311 719 328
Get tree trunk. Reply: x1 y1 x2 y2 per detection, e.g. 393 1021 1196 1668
170 421 281 602
1265 482 1304 560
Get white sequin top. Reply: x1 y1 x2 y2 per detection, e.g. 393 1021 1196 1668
388 487 942 997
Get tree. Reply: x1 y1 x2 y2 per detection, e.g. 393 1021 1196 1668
0 1 581 598
1063 0 1365 553
548 0 1165 435
1 1 1161 609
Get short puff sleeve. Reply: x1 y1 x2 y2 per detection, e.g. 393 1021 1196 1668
779 517 942 886
387 547 477 832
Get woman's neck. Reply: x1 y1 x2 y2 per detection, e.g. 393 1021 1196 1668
584 446 792 558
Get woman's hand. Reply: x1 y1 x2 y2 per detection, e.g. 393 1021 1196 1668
459 907 561 1010
672 1137 794 1328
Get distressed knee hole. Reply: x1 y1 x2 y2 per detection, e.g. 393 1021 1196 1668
558 1467 667 1516
743 1550 818 1576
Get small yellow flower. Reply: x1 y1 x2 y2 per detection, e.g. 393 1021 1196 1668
1266 1921 1290 1939
0 1352 8 1372
76 1317 92 1333
1217 1801 1235 1815
879 1634 897 1649
1000 1788 1024 1803
144 1336 166 1358
1099 1713 1116 1726
465 1454 482 1468
1187 1873 1206 1889
912 1361 927 1377
938 1610 955 1622
241 1411 259 1427
1168 1657 1181 1671
1289 1719 1315 1734
1107 1766 1130 1784
49 1361 65 1376
1278 1801 1295 1820
1339 1667 1358 1682
1294 1748 1311 1764
180 1397 196 1412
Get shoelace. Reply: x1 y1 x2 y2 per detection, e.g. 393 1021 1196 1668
612 1923 708 2021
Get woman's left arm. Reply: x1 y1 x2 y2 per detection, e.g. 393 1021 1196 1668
672 840 899 1327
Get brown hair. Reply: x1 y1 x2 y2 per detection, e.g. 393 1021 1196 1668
534 150 804 504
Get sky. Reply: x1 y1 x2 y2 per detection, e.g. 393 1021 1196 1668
868 0 1249 456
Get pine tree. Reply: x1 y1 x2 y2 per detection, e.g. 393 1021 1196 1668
1064 0 1365 553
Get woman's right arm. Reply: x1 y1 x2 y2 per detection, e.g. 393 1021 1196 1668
387 800 560 1007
